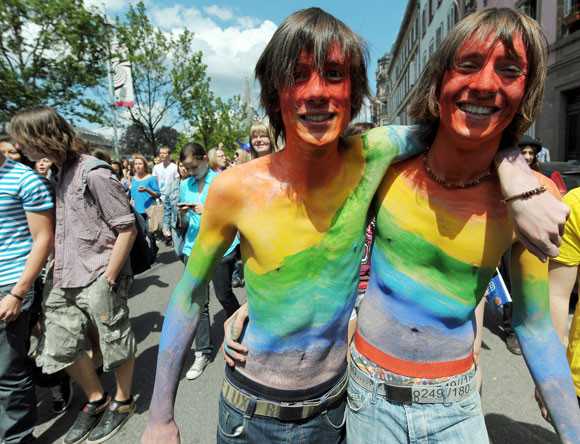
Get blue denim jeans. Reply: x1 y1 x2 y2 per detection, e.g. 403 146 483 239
0 286 35 444
217 393 346 444
346 372 488 444
171 226 187 263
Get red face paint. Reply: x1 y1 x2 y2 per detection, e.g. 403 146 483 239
279 44 352 150
437 33 528 148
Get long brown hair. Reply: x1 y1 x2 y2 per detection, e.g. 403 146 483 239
10 105 88 167
255 8 370 141
409 8 548 145
132 154 150 174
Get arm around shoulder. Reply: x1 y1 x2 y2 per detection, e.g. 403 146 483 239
363 125 424 164
496 147 569 261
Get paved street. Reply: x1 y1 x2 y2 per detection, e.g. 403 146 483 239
33 243 561 444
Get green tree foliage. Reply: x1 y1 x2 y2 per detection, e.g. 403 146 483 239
173 132 190 160
155 126 179 151
120 123 180 157
120 122 151 156
179 78 250 155
114 2 206 157
0 0 107 123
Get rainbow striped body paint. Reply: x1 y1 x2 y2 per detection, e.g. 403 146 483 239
358 157 514 366
159 126 421 393
357 157 580 441
225 126 422 390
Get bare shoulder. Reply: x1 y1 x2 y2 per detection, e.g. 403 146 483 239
205 157 277 210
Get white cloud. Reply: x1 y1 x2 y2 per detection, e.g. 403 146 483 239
150 5 277 102
85 0 130 13
203 5 234 21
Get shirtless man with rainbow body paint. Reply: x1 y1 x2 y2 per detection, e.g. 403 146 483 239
142 8 570 444
346 9 580 444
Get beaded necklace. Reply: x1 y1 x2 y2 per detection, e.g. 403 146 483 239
422 147 492 190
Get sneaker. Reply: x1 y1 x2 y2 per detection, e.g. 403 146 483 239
51 373 74 414
505 333 522 355
63 395 109 444
87 397 136 444
186 353 210 380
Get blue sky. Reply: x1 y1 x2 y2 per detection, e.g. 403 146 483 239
93 1 407 128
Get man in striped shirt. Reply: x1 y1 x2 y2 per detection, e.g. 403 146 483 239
0 148 54 444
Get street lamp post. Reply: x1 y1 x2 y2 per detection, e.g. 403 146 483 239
103 6 120 161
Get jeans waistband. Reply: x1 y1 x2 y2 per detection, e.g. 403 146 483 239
349 361 477 404
221 371 348 421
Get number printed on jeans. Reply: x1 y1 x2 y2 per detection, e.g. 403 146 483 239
411 383 471 403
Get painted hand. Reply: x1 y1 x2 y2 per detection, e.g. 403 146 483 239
507 193 569 262
534 386 551 424
221 303 249 367
141 420 180 444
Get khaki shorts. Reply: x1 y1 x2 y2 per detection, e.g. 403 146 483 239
36 273 136 374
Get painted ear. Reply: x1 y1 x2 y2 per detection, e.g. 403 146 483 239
431 85 440 118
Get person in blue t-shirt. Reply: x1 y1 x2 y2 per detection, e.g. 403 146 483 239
178 142 240 381
130 154 160 263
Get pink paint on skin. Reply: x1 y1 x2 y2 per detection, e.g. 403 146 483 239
279 44 352 153
437 33 528 151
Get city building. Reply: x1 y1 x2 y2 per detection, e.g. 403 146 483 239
378 0 459 126
371 53 391 126
384 0 420 125
535 0 580 161
376 0 580 161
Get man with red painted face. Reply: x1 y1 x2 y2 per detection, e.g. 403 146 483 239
143 8 570 444
346 9 580 444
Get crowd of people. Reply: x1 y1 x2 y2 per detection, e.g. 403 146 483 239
0 115 283 444
1 6 580 444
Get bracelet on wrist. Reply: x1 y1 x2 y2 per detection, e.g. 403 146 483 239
501 185 548 204
8 292 24 303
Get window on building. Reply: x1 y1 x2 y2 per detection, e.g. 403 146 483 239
566 88 580 161
422 9 427 36
447 5 456 31
429 38 435 57
516 0 536 19
423 51 427 71
415 17 420 40
436 25 442 47
429 0 434 23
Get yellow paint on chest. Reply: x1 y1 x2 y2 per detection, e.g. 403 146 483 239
237 144 366 275
377 161 515 268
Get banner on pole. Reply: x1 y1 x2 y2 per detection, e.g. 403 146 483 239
111 43 134 107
